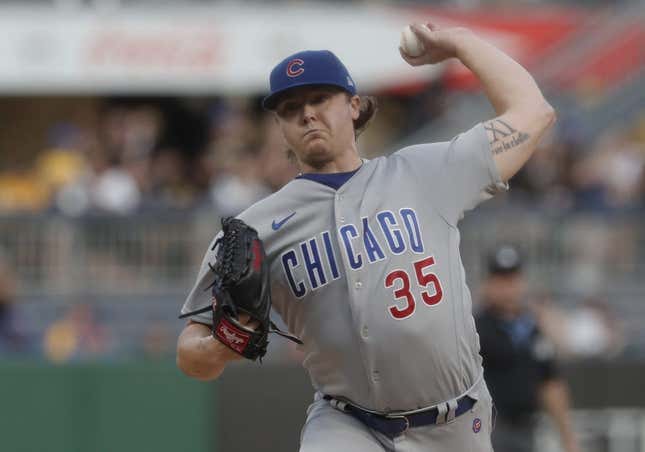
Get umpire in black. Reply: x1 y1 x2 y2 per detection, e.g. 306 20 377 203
475 245 580 452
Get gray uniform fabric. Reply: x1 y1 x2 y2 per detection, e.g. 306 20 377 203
182 123 505 449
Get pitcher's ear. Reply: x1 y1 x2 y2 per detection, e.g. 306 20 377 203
349 94 361 120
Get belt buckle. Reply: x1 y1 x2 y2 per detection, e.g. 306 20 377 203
388 415 410 434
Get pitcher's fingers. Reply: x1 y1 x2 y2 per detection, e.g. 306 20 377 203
247 320 261 330
236 313 260 329
399 47 425 66
237 313 251 324
411 23 432 38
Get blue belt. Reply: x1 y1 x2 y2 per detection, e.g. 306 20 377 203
323 394 476 438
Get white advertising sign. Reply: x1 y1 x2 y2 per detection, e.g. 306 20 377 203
0 4 446 94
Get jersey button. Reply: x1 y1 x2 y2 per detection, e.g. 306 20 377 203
355 281 363 289
339 216 345 223
361 326 369 338
372 371 380 382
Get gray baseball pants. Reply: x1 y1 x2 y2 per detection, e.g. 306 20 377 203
299 379 495 452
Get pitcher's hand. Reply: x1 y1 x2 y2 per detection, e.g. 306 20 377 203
400 23 473 66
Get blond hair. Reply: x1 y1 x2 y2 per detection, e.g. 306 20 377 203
352 95 378 139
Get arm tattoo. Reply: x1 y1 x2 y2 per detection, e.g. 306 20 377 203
484 119 530 155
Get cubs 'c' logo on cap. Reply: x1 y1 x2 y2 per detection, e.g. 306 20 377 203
286 58 305 78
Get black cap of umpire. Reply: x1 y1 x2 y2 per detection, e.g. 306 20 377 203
487 244 522 275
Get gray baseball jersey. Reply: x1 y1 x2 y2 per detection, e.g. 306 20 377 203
182 122 506 413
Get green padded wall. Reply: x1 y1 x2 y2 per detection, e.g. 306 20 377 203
0 362 214 452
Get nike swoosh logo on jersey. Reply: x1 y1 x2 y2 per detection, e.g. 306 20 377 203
272 212 296 231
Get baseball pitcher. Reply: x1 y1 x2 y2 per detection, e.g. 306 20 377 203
177 22 556 452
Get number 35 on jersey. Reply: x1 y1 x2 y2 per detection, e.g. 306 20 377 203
385 255 443 320
280 207 445 319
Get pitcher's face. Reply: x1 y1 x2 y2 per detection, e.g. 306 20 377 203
275 86 360 170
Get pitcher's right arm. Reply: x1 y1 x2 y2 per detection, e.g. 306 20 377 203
401 24 555 183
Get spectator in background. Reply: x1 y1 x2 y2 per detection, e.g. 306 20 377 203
571 124 645 211
43 303 113 363
0 252 24 354
475 244 580 452
564 297 624 359
148 146 192 209
54 105 151 216
140 320 175 361
535 294 625 361
205 98 274 214
208 149 272 217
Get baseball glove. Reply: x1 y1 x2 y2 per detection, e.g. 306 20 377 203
180 217 301 361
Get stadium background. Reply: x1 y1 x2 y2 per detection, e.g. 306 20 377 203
0 0 643 451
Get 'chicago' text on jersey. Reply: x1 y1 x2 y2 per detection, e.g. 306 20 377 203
280 208 424 298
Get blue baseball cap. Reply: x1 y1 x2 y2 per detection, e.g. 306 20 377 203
262 50 357 110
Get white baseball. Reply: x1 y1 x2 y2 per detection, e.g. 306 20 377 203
400 25 426 57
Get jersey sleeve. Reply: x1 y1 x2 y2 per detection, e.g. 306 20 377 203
536 333 561 382
179 231 223 326
394 122 508 225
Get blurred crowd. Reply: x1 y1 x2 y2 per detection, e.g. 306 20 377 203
0 89 447 217
0 88 643 217
0 97 285 217
511 111 645 213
